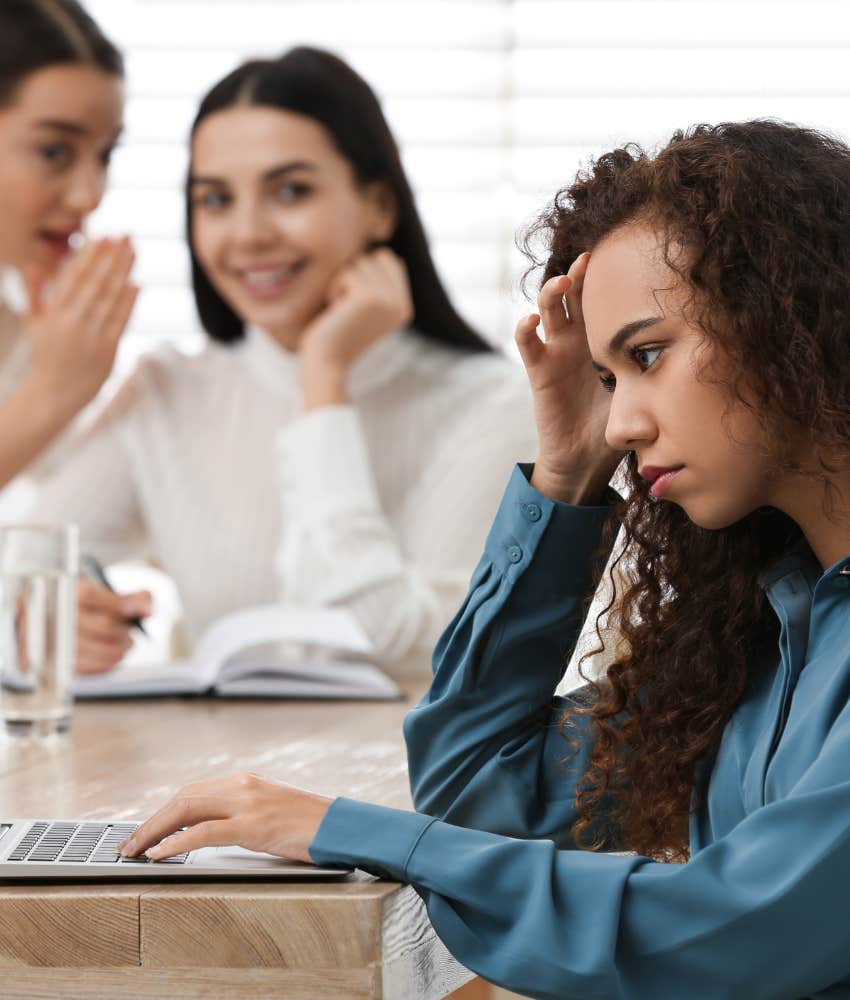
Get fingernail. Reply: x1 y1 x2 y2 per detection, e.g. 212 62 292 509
119 838 135 855
146 846 161 860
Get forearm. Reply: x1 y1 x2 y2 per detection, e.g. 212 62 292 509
2 383 146 565
300 362 349 411
404 464 618 840
280 516 456 663
276 405 449 663
0 374 80 487
309 797 646 999
312 767 850 1000
530 458 615 507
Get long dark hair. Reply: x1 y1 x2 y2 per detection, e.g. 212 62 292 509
187 46 491 352
0 0 123 107
523 120 850 860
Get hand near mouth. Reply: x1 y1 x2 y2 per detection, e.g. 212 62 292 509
23 236 138 418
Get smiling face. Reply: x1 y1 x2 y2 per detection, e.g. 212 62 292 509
189 106 396 347
0 64 124 275
582 222 792 530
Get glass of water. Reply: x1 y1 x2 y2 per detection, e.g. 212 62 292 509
0 525 78 738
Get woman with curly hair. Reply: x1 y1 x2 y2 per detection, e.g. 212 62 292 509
122 119 850 999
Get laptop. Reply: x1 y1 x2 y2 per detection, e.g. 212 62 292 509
0 819 351 879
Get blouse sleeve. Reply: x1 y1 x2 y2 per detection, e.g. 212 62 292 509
0 383 147 566
310 465 850 999
404 462 617 843
273 400 538 666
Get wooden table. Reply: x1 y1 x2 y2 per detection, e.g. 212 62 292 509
0 684 490 1000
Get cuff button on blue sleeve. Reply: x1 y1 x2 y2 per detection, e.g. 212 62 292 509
524 503 542 522
507 544 523 564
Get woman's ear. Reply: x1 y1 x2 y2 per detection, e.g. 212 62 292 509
365 180 398 243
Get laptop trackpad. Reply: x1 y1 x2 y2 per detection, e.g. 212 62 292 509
191 845 312 869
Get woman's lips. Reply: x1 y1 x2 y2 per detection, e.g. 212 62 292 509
38 230 77 256
232 260 308 301
648 467 684 498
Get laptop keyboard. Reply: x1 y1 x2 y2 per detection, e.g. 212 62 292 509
7 821 189 864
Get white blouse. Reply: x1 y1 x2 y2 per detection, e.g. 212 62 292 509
6 326 539 675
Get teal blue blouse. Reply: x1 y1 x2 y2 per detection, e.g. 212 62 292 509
310 463 850 999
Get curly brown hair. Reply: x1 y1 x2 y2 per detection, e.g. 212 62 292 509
522 120 850 860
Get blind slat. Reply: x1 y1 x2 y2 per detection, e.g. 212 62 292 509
513 1 850 46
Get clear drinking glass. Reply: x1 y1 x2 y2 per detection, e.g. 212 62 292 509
0 524 78 738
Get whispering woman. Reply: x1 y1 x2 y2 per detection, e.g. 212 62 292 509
0 0 136 488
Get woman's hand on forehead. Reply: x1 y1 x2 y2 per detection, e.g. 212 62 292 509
515 253 623 505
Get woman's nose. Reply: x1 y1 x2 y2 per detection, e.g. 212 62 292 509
230 200 277 248
604 387 656 452
64 163 106 216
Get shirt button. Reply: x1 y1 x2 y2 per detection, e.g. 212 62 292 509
507 545 523 564
525 503 542 522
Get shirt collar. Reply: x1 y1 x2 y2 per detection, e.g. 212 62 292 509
759 540 850 594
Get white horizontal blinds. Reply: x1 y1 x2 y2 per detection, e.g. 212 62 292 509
509 0 850 297
83 0 513 364
83 0 850 363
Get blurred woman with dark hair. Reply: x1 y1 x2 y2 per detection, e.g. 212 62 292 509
128 119 850 998
0 0 136 486
17 47 536 674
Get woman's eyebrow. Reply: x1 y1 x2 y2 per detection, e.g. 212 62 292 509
32 119 88 136
591 317 663 371
263 161 317 183
189 161 318 188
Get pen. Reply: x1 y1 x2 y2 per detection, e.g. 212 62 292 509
80 554 149 637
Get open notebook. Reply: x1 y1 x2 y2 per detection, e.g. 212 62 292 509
72 604 403 700
0 819 350 879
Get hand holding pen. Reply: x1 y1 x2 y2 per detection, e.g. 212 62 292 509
76 555 153 676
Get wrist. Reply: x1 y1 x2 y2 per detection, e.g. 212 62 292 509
530 459 611 506
19 371 85 431
304 795 335 863
300 361 350 411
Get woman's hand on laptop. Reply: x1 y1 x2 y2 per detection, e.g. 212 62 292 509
117 772 333 864
76 580 152 674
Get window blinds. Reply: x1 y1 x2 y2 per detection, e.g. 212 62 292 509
84 0 850 363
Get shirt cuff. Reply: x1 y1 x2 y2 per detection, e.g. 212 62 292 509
483 463 618 589
276 405 380 522
309 797 436 881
